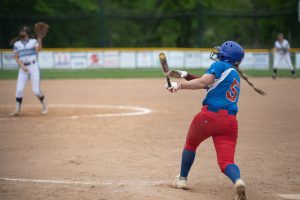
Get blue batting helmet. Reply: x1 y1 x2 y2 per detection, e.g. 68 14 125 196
209 41 244 66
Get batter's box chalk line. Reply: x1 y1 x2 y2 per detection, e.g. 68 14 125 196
1 177 299 198
0 177 168 187
278 194 300 200
0 104 152 120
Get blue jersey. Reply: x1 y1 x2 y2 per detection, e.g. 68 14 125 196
202 61 240 113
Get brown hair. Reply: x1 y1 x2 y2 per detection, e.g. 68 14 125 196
235 67 266 95
10 25 34 46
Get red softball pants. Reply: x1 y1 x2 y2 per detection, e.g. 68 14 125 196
184 106 238 172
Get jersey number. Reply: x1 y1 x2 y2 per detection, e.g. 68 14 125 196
226 78 240 102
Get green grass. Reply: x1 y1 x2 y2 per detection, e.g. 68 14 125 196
0 68 295 79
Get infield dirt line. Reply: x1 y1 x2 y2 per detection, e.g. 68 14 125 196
0 177 169 187
0 104 152 120
3 177 297 199
278 194 300 200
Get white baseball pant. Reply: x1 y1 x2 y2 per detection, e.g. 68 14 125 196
273 52 294 70
16 62 43 98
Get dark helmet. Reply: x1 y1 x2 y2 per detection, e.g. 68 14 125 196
209 41 245 66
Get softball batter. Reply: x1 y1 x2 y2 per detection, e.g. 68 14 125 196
10 25 47 116
166 41 253 200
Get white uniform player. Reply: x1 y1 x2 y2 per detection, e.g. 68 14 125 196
272 33 296 79
10 25 47 116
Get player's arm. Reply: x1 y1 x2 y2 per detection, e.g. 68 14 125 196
35 38 42 52
286 41 291 51
181 74 215 89
166 62 221 93
166 74 215 93
167 69 199 80
185 73 199 81
274 42 280 53
14 52 28 72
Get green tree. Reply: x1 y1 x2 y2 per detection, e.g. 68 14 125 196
0 0 299 48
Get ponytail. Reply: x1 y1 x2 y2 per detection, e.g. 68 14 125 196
236 67 266 95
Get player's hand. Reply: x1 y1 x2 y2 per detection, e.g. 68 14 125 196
21 65 28 72
165 82 182 93
167 69 188 79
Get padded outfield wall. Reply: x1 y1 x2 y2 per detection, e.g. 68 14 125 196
1 48 300 70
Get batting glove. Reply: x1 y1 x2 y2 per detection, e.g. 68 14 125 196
165 82 182 93
167 69 188 79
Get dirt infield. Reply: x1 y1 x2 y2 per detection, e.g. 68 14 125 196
0 78 299 200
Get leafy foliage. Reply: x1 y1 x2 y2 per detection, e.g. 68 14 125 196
0 0 299 48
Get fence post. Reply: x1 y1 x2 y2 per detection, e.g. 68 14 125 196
98 0 107 47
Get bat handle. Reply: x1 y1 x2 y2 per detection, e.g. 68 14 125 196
166 76 172 88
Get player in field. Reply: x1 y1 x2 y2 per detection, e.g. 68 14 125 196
9 25 48 116
165 41 253 200
272 33 296 79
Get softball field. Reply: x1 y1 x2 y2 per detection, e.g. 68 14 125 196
0 78 299 200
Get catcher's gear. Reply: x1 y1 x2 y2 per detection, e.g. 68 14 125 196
167 69 188 79
34 22 49 39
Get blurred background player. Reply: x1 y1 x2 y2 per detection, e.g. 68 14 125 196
166 41 249 200
272 33 296 79
9 25 47 116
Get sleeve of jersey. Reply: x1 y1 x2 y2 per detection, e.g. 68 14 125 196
286 41 290 49
13 44 18 53
33 39 38 48
205 62 222 79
